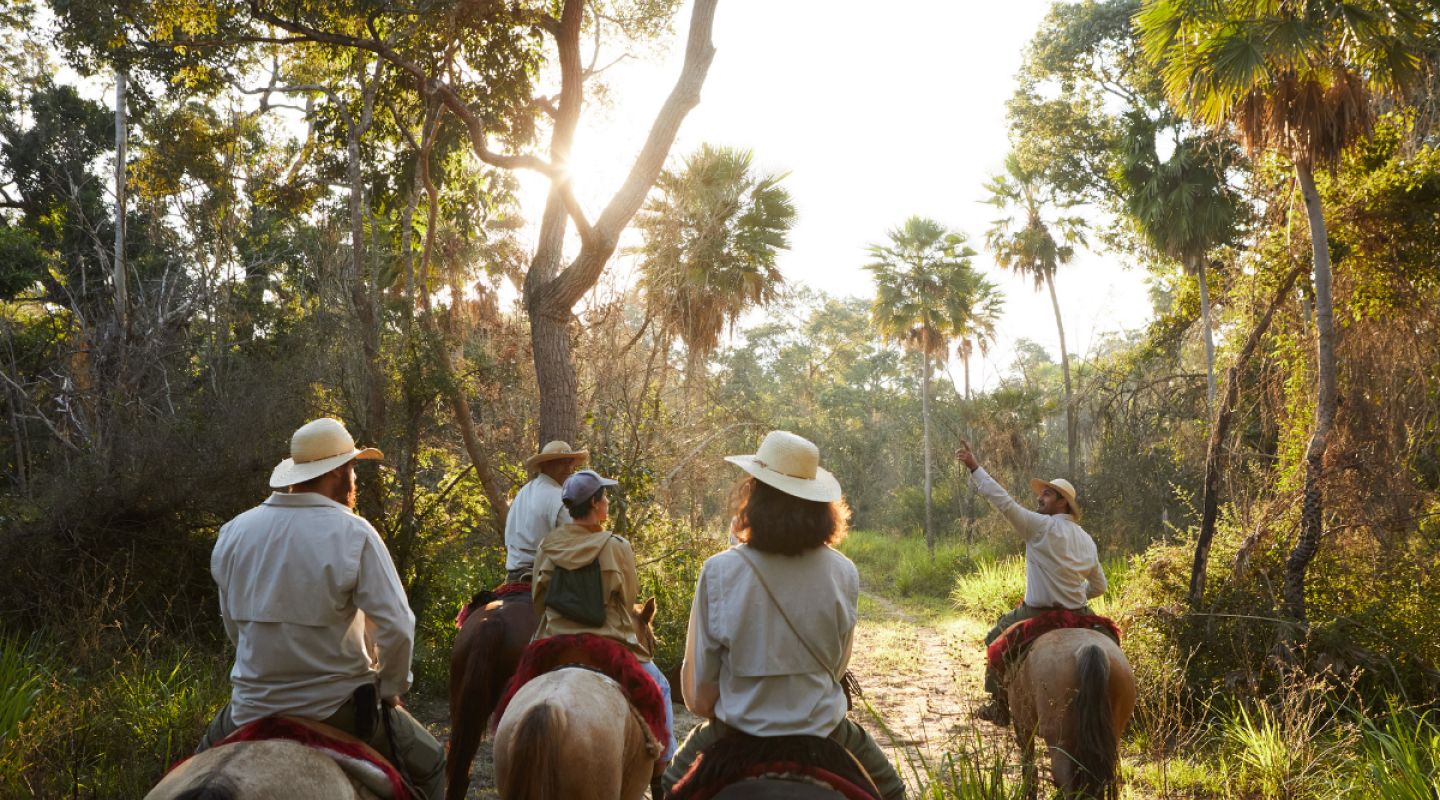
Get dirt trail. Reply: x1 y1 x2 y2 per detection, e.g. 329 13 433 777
848 590 1014 792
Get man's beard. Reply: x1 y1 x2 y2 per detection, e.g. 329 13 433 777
336 469 358 509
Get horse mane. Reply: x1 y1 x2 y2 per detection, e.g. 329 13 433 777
173 776 239 800
498 702 562 800
1070 642 1119 800
671 732 879 800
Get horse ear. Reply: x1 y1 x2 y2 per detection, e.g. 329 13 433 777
640 596 656 623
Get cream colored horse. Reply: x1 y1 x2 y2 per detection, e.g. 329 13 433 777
145 739 380 800
493 667 658 800
1007 628 1135 800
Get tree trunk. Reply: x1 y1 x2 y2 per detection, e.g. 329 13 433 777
1283 162 1339 623
921 350 935 557
525 0 717 444
112 66 127 333
343 61 385 447
1045 272 1077 477
1195 254 1217 411
1188 264 1305 608
962 350 972 401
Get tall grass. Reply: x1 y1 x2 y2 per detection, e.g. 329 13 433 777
7 635 230 797
0 634 42 785
1342 702 1440 799
842 529 1007 602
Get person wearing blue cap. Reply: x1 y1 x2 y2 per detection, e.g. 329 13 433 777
530 468 676 770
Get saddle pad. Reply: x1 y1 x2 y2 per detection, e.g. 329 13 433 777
209 715 410 800
455 581 532 629
676 762 878 800
986 609 1122 677
493 632 667 749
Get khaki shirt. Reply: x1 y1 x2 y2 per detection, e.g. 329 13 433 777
532 523 649 659
970 467 1107 608
211 492 415 725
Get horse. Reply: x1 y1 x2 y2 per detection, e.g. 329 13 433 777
491 599 663 800
145 739 380 800
1006 627 1135 800
669 731 880 800
445 587 537 800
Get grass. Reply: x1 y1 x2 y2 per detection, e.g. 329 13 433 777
1340 702 1440 799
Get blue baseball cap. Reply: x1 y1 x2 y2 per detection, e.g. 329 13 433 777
562 469 619 507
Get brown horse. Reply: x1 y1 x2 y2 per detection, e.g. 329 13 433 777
445 590 537 799
1006 628 1135 800
145 739 381 800
671 732 879 800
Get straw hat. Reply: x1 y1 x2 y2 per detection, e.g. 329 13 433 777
724 430 842 503
268 418 383 488
524 440 589 472
1029 477 1082 521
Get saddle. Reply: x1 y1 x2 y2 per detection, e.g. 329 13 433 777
669 731 880 800
454 581 532 629
493 632 668 753
987 609 1122 681
211 715 411 800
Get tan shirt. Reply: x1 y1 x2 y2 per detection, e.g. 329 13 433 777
681 544 858 737
211 492 415 725
532 523 649 659
970 467 1106 608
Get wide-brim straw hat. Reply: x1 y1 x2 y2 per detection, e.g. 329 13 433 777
725 430 842 503
525 440 590 472
1029 477 1082 521
269 417 383 488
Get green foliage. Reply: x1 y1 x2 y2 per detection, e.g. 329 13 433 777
839 530 982 601
1344 702 1440 799
632 512 725 671
0 634 41 782
950 557 1025 620
6 637 230 797
635 143 796 365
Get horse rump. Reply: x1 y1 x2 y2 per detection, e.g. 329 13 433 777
671 731 879 800
172 777 239 800
497 702 562 800
1071 642 1118 800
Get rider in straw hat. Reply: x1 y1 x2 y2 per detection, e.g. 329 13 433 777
503 440 589 583
663 430 906 799
196 418 446 799
955 438 1107 727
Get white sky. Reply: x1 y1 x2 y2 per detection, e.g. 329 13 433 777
514 0 1157 390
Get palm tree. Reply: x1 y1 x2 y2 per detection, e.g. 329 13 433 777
984 153 1087 477
1138 0 1431 621
954 283 1005 401
1117 111 1242 410
634 144 796 389
866 216 999 555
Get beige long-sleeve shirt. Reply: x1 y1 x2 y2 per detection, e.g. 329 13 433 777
970 467 1106 609
681 544 857 737
211 492 415 725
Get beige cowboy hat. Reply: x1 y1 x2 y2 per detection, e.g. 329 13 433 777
269 418 383 488
725 430 842 503
1029 477 1082 521
524 440 589 472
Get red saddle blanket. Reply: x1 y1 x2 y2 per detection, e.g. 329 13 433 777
493 633 667 750
986 609 1122 676
190 715 410 800
454 581 532 629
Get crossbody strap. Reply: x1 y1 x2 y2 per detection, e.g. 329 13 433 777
734 548 841 681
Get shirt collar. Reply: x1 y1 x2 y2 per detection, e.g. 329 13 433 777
263 491 352 511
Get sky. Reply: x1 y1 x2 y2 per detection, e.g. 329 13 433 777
513 0 1158 391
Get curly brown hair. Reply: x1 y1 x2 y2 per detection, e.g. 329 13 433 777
730 476 850 556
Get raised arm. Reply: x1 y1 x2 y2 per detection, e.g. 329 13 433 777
955 440 1049 542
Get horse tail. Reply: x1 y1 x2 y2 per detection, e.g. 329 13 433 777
1071 642 1119 800
500 702 562 800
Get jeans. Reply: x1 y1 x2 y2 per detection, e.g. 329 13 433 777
640 659 677 763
